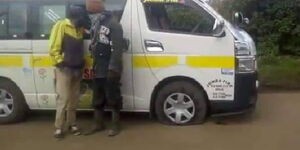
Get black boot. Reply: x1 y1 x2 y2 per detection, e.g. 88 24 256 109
84 110 105 136
108 109 121 137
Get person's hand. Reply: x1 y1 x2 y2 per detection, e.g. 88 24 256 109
107 70 120 79
55 62 64 68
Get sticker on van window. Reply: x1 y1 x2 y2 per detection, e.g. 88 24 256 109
143 0 185 3
207 79 233 99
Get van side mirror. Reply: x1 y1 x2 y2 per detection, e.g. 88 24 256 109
233 12 250 27
212 19 225 37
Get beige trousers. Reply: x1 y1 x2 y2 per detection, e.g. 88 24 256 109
54 68 82 129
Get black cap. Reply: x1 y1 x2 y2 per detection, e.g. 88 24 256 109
68 5 86 20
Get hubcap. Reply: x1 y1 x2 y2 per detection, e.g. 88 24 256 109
164 93 195 124
0 89 14 117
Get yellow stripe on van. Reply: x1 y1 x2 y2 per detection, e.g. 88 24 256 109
30 56 53 67
28 55 234 69
186 56 235 69
0 56 23 67
133 56 178 68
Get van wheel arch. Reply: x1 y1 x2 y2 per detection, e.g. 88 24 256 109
0 77 29 124
150 76 211 119
0 77 25 96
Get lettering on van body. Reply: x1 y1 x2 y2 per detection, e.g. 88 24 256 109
83 68 94 80
207 79 233 99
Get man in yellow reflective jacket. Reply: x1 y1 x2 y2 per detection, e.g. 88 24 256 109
49 5 86 139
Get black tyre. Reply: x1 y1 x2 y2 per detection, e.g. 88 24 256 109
0 79 29 124
155 81 207 125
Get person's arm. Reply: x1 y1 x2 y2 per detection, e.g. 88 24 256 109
108 18 124 73
49 21 65 66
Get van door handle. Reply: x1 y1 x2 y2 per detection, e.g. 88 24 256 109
144 40 164 52
123 38 130 52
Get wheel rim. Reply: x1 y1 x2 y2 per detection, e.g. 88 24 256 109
0 89 14 117
164 93 195 124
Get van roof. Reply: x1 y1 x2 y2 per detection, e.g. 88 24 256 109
0 0 84 2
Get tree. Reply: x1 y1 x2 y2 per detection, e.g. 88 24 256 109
212 0 300 56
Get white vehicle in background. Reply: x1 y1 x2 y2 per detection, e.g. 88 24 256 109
0 0 258 125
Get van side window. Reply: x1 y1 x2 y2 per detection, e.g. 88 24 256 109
0 3 29 39
105 0 128 20
0 4 8 38
9 3 29 39
144 3 216 35
33 5 66 39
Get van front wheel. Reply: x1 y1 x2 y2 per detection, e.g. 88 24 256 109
155 81 207 125
0 79 28 124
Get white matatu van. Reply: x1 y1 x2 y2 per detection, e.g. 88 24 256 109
0 0 258 125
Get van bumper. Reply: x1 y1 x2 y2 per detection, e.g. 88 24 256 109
210 72 258 116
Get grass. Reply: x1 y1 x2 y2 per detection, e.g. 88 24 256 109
258 56 300 89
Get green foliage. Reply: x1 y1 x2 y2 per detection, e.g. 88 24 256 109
212 0 300 89
258 56 300 89
213 0 300 56
167 7 201 31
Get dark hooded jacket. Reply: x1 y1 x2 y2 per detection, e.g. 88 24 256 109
90 11 125 78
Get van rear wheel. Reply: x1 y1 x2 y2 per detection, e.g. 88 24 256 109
155 81 207 125
0 79 28 124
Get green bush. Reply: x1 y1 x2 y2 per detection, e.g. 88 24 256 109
212 0 300 89
213 0 300 56
258 56 300 89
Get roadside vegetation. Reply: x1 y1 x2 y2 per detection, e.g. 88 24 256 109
212 0 300 89
259 56 300 88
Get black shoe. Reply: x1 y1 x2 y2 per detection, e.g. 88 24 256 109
84 125 105 136
84 110 105 136
54 129 65 139
108 110 121 137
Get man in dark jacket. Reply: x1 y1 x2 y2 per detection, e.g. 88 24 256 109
85 0 125 137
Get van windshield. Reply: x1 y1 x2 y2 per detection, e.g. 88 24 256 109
143 0 216 35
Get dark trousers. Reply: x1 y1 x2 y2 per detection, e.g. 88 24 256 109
92 77 123 110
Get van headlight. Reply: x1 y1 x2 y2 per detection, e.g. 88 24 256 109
235 41 257 73
236 56 256 73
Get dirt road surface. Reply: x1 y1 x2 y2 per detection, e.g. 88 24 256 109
0 92 299 150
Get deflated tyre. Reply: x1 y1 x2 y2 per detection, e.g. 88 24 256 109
155 81 207 125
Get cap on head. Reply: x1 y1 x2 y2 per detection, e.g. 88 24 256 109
68 5 86 19
86 0 105 13
68 5 87 28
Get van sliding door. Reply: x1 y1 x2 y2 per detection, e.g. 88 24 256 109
30 2 66 109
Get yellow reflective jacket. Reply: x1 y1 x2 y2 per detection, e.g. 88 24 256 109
49 19 84 67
